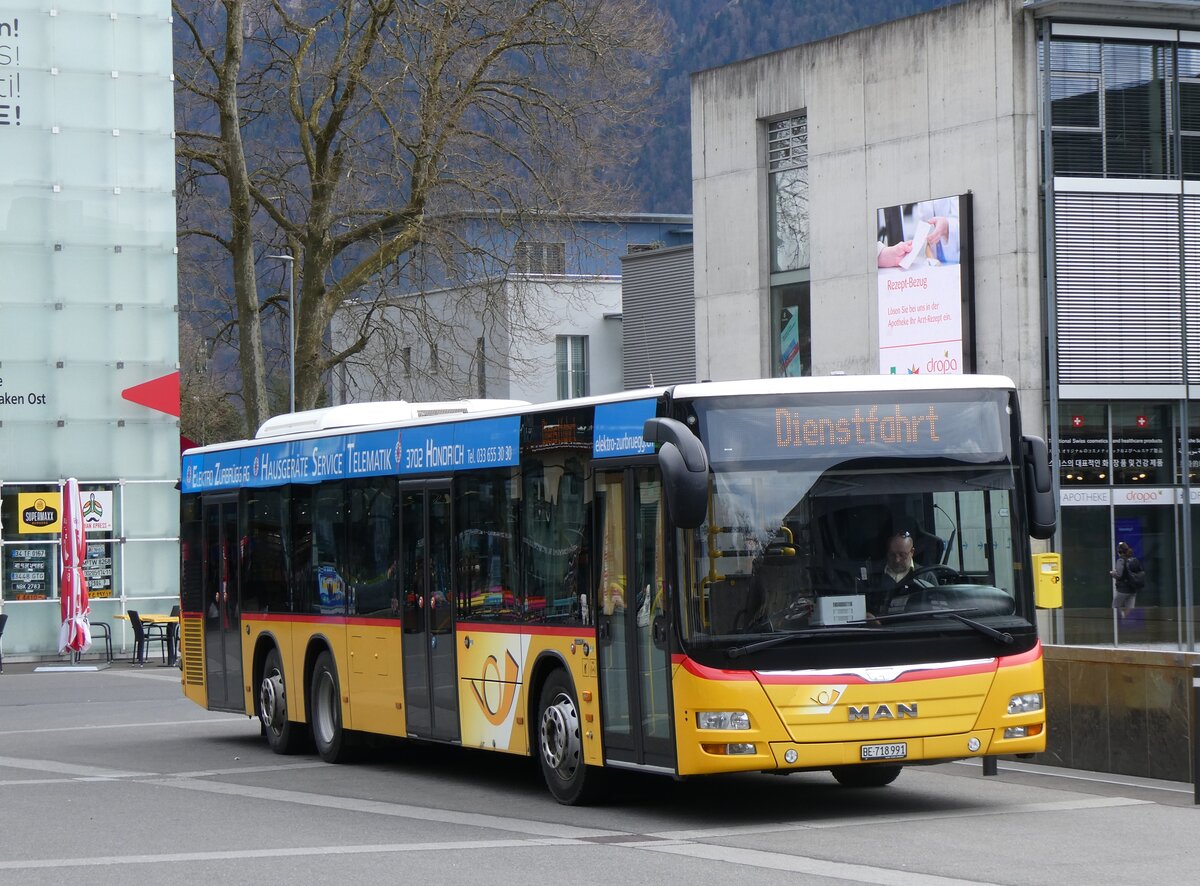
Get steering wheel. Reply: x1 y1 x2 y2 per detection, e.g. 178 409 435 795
911 564 966 586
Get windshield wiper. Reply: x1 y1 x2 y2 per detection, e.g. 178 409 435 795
726 626 878 659
854 608 1014 645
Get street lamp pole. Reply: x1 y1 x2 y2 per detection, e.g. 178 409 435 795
267 253 296 413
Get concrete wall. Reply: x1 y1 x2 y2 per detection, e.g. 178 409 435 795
690 0 1047 434
1039 645 1199 782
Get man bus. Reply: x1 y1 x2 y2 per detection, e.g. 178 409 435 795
180 375 1059 804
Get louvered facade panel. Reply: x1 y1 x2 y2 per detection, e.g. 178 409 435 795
621 246 696 388
1184 197 1200 385
1054 192 1183 384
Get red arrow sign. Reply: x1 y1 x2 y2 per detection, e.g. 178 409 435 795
121 371 180 418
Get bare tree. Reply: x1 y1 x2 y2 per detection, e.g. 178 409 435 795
173 0 666 435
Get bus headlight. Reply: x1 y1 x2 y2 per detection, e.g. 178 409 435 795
1004 724 1044 739
701 742 757 755
697 711 751 730
1007 692 1044 715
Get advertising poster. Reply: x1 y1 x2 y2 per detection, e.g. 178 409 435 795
80 490 114 533
875 194 973 375
779 307 802 377
17 491 61 534
84 541 114 598
5 545 51 599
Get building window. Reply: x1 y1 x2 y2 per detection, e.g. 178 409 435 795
768 115 808 272
1047 38 1173 179
476 337 486 397
770 282 810 378
1055 399 1184 647
768 114 811 377
514 241 566 275
556 335 588 399
1179 47 1200 179
430 342 439 373
402 347 412 379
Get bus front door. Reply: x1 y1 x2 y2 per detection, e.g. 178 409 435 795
400 482 459 742
597 468 674 770
202 496 244 712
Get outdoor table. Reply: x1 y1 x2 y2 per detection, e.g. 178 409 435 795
114 614 180 666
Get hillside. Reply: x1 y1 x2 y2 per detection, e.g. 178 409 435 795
636 0 962 211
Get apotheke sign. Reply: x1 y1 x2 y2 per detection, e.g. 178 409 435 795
1060 487 1178 507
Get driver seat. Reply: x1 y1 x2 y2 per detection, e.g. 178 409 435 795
912 527 945 568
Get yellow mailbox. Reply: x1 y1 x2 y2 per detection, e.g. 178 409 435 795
1032 552 1062 609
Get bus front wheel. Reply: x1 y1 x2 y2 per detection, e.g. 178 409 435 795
830 764 902 788
536 670 603 805
259 648 303 755
311 650 353 763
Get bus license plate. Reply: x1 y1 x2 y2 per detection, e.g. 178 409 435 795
860 742 907 761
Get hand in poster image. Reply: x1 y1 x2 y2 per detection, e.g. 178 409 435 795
876 239 912 268
914 198 959 264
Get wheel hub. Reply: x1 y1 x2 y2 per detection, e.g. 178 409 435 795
540 693 581 775
313 672 335 744
260 671 285 731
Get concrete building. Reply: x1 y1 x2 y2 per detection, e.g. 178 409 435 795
332 215 691 405
689 0 1200 779
0 3 179 660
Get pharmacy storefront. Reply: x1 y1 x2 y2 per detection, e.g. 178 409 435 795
1054 401 1200 649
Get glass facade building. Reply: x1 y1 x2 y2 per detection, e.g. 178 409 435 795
1042 21 1200 650
0 2 179 658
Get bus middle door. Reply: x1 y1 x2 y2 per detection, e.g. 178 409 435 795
400 481 459 742
596 467 674 770
202 495 244 712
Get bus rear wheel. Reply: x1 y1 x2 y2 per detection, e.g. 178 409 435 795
537 670 603 805
259 647 303 755
830 764 902 788
311 650 354 763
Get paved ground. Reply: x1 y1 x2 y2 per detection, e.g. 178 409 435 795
1 660 1198 886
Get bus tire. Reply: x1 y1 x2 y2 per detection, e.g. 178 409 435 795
311 650 353 763
536 670 603 805
259 647 303 755
830 764 902 788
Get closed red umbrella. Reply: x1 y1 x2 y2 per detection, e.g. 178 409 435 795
58 477 92 655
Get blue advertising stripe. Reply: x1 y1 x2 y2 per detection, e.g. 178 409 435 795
593 399 657 458
397 416 519 474
182 416 521 493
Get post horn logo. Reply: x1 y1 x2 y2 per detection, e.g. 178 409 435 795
470 650 520 726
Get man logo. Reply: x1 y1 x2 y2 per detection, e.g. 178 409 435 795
848 703 918 721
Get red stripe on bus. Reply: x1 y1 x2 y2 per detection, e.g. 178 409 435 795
458 621 595 638
233 613 593 639
673 655 757 681
752 660 999 685
997 639 1042 668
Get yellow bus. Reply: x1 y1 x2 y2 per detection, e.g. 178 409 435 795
179 375 1059 804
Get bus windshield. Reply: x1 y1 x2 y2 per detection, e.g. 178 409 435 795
679 390 1032 659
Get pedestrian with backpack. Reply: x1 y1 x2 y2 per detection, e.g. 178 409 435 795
1110 541 1144 618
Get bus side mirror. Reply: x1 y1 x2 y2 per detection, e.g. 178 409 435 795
1021 434 1056 540
643 417 709 529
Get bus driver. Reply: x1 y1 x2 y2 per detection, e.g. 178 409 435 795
873 530 925 614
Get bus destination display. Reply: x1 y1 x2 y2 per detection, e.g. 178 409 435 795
702 399 1007 463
